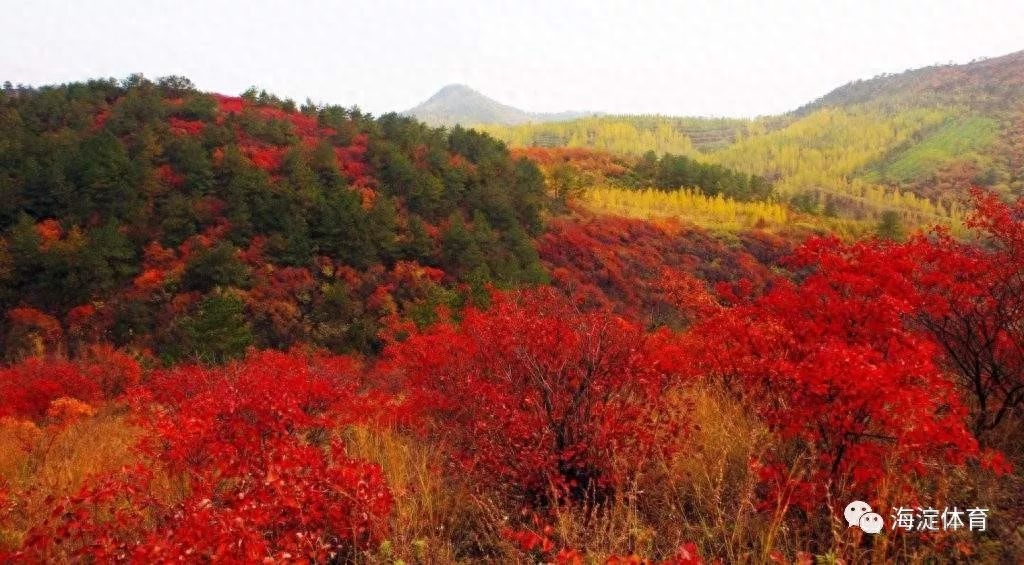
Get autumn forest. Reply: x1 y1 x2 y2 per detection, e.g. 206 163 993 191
1 49 1024 564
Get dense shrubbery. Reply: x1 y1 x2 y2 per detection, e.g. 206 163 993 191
11 352 394 562
1 190 1022 560
380 288 684 503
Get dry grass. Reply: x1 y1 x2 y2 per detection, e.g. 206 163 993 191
530 383 780 562
342 424 518 563
657 383 776 562
339 383 783 563
0 406 144 551
338 391 1024 563
3 394 1020 562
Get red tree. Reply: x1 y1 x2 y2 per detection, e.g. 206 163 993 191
908 190 1024 435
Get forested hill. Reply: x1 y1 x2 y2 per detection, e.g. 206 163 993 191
0 76 548 362
794 49 1024 115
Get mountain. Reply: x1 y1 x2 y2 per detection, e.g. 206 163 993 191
794 49 1024 116
403 84 594 126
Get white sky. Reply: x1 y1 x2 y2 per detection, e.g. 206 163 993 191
2 0 1022 117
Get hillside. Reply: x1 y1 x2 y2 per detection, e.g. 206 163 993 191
477 115 751 154
0 77 548 362
479 53 1024 229
794 49 1024 116
403 83 593 126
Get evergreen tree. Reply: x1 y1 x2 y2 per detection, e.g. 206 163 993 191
175 292 253 364
876 210 905 240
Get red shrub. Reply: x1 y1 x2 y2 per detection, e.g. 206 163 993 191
381 288 684 501
909 189 1024 435
0 358 101 420
538 216 788 325
167 117 204 136
504 519 704 564
684 235 982 510
212 94 244 113
145 353 392 558
34 219 63 245
243 144 288 172
76 344 142 398
17 351 393 561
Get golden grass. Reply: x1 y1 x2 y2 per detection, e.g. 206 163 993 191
2 393 1020 562
0 407 144 551
342 424 516 563
338 384 785 563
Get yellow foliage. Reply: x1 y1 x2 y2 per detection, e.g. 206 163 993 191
584 186 791 231
481 106 972 229
477 116 705 156
709 106 969 226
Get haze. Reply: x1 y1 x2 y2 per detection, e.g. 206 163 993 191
3 0 1022 117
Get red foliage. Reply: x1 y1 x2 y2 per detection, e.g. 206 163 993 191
242 144 288 172
65 304 96 330
5 307 63 357
18 466 165 562
0 358 101 420
155 163 184 187
381 288 684 501
34 219 63 245
245 266 316 346
335 135 370 181
7 307 62 342
868 189 1024 437
446 152 476 172
192 195 227 223
132 268 165 292
539 216 790 325
285 110 319 138
513 146 633 180
212 94 244 113
76 344 142 398
142 240 177 268
65 304 114 350
167 116 204 136
504 519 705 564
683 234 982 510
17 351 394 561
45 396 96 425
142 351 393 559
0 343 139 420
91 108 110 130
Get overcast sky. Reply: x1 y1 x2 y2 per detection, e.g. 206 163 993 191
3 0 1023 117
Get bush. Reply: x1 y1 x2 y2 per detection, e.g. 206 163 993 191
382 288 684 502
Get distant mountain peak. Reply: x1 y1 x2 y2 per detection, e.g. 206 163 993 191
404 85 596 126
436 83 476 94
